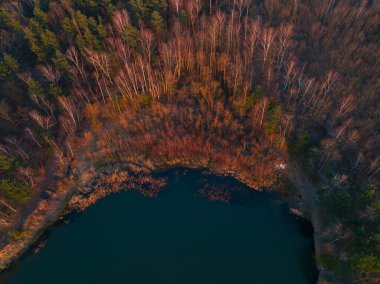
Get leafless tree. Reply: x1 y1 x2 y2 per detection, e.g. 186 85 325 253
261 27 276 80
0 144 15 158
45 137 64 164
17 167 35 187
140 29 155 63
38 65 61 83
58 96 81 130
4 137 29 162
112 9 130 35
334 95 355 119
24 128 42 148
29 111 54 130
275 24 294 78
169 0 183 14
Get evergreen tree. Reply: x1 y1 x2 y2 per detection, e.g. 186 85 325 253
130 0 149 22
265 102 281 135
0 178 31 202
26 78 46 99
178 10 189 26
0 53 19 78
49 84 64 97
0 154 15 172
150 11 165 32
53 50 70 73
0 8 21 32
33 6 47 24
147 0 168 15
3 53 19 74
122 25 141 49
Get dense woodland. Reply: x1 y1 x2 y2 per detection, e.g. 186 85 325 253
0 0 379 282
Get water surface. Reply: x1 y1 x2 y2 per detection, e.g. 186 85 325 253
1 169 318 284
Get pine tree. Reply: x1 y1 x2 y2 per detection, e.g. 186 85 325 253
150 11 165 32
3 53 19 74
49 84 64 97
147 0 168 14
33 6 47 24
41 29 60 52
264 102 281 135
25 24 46 61
122 25 141 49
0 54 19 78
0 8 21 32
178 10 188 26
130 0 148 22
0 178 31 202
97 20 108 39
27 78 46 99
0 154 15 172
53 50 70 73
62 17 74 34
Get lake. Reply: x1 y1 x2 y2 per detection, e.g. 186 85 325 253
0 168 318 284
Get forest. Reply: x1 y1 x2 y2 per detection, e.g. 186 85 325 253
0 0 379 282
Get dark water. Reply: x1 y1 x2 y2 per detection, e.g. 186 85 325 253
1 169 318 284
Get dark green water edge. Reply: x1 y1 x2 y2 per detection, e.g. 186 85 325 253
0 168 318 284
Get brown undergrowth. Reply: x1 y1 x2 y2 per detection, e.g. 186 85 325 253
73 93 283 187
69 167 167 212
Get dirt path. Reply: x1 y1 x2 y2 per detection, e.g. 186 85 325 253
285 161 332 283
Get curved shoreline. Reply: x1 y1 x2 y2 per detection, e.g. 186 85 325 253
0 158 327 282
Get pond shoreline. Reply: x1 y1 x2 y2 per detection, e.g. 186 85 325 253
0 159 325 282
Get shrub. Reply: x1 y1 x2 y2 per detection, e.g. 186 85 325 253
354 255 380 275
323 191 351 219
8 230 23 240
289 131 311 157
140 94 152 107
318 253 340 272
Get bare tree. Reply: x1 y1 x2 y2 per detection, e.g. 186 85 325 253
17 167 35 187
45 137 64 164
25 128 42 148
261 27 276 81
0 199 16 213
38 65 61 84
169 0 183 14
58 96 81 131
29 111 54 130
4 137 29 162
334 95 355 119
112 9 130 35
275 24 294 78
140 29 155 63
